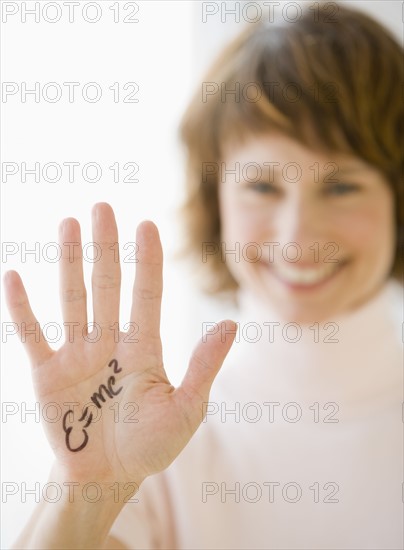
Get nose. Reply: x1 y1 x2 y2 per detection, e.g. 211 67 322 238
272 193 324 263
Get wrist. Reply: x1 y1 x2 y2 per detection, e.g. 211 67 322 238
48 461 143 508
14 464 143 549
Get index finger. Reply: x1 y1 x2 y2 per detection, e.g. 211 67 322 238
91 203 122 331
3 270 53 367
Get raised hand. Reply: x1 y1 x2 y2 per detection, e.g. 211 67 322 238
4 203 236 489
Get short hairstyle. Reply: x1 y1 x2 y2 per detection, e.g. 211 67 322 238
179 2 403 294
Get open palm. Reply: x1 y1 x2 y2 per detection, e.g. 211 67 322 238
4 203 236 489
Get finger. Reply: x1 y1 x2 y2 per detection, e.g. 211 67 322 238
59 218 87 336
180 320 237 402
3 270 54 367
91 203 121 330
129 221 163 342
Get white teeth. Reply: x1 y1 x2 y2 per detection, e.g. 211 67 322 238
273 263 339 285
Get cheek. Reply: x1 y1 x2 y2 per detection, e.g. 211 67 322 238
219 188 269 243
222 208 265 246
328 197 394 260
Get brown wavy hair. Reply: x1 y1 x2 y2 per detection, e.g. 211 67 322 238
178 2 404 294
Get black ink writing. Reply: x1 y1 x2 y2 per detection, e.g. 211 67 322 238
91 376 122 408
62 359 123 453
108 358 122 374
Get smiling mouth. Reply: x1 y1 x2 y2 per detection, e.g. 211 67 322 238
266 261 345 289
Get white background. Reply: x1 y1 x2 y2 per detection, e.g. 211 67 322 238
1 1 401 547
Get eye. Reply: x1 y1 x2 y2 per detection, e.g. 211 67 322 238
325 182 360 196
246 181 280 195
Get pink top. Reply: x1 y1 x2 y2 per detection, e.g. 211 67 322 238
110 279 403 549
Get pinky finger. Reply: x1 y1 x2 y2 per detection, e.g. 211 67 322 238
3 271 54 367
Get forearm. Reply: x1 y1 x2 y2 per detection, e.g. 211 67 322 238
12 467 141 550
13 498 119 549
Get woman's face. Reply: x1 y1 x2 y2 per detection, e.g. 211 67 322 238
218 131 395 322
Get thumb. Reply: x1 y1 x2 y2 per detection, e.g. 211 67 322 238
180 320 238 402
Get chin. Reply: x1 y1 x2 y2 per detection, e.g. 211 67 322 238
251 280 352 323
272 297 342 323
276 305 337 325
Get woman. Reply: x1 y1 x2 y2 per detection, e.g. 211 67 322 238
4 3 403 548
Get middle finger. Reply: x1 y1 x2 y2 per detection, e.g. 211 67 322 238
91 202 121 331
